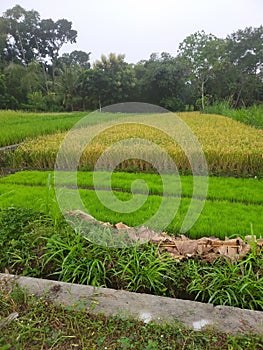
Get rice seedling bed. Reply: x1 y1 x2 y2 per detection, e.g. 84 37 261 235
0 171 262 239
1 170 262 205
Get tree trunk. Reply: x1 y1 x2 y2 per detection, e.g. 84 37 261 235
98 96 102 112
16 26 26 64
34 36 49 93
235 83 243 108
82 97 85 111
201 80 205 111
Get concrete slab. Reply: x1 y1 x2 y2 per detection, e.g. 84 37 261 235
1 273 262 335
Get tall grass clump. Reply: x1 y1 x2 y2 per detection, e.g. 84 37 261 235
204 102 263 129
186 251 263 310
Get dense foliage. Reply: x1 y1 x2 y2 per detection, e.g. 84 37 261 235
0 5 262 111
0 207 263 312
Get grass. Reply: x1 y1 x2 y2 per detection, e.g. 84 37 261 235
8 112 263 177
0 171 262 238
1 286 262 350
0 207 263 312
0 110 88 147
204 102 263 129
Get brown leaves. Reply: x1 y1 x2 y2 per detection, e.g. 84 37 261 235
157 236 252 262
66 210 262 262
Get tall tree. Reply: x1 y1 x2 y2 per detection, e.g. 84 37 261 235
134 52 191 110
57 50 91 69
2 5 40 65
55 63 80 111
224 26 263 106
178 31 226 110
1 6 77 70
81 53 136 110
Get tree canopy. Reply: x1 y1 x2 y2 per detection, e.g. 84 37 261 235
0 5 262 111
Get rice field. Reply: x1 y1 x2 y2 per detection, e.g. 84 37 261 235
1 110 262 240
0 110 88 147
0 170 262 239
9 112 263 177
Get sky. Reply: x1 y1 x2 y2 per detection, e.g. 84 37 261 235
0 0 262 63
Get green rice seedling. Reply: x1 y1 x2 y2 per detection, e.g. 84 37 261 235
0 111 87 147
1 170 262 204
0 175 262 238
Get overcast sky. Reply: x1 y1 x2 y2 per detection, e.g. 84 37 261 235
1 0 262 63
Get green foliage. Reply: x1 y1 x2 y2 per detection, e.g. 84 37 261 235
1 5 77 66
205 102 263 129
24 91 46 111
110 244 174 294
0 207 51 276
178 31 226 109
0 4 261 111
81 53 136 109
0 206 263 312
186 252 263 310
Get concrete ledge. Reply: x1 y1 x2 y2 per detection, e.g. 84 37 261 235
1 273 262 335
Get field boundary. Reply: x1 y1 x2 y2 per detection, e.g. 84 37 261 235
0 143 22 152
1 273 262 335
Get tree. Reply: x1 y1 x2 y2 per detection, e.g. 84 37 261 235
0 73 18 109
2 5 40 65
57 50 91 69
81 53 136 110
55 63 80 111
224 26 263 106
178 31 226 110
37 18 77 84
1 5 77 69
134 53 191 110
3 63 27 105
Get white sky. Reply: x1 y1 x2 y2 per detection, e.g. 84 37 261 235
1 0 262 63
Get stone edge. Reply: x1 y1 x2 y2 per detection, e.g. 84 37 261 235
0 273 262 335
